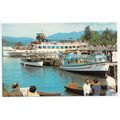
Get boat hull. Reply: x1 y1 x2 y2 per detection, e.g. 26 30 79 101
60 63 109 72
37 92 61 96
20 61 43 67
3 51 11 57
10 52 24 57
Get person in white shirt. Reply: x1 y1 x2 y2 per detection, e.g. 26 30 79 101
105 72 116 96
83 79 92 96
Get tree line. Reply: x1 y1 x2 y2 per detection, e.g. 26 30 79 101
80 26 117 46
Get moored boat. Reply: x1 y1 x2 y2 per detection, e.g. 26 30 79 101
3 33 81 57
3 47 14 57
20 54 43 67
65 83 84 95
37 92 61 96
60 53 109 72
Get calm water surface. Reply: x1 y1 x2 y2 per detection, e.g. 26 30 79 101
2 57 106 96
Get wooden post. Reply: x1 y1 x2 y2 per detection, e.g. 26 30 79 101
114 65 117 80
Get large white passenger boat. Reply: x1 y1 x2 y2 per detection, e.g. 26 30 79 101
5 41 80 57
3 33 80 57
60 53 109 72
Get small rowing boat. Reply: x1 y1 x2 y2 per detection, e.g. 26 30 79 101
37 92 61 96
64 83 84 95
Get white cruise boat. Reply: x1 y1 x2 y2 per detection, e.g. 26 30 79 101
3 33 80 57
3 42 80 57
20 54 43 67
3 47 14 57
60 53 109 72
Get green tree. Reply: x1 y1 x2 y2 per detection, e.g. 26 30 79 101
100 28 117 45
88 31 100 45
80 26 117 46
102 28 111 41
84 26 92 41
79 35 84 42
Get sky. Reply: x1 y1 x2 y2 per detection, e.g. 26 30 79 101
2 23 117 38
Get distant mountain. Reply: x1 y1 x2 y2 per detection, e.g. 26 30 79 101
2 36 34 45
47 31 84 41
46 30 113 41
2 39 17 47
2 30 110 47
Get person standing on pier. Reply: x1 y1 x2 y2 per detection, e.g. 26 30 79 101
83 79 92 96
105 72 116 96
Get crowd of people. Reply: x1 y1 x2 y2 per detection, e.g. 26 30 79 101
3 83 40 97
83 72 117 96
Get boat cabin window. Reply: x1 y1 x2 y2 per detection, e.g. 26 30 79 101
95 55 107 63
39 46 42 49
52 46 55 49
47 46 51 49
56 46 59 49
43 46 46 49
61 46 64 49
65 46 68 49
69 46 72 49
64 54 97 65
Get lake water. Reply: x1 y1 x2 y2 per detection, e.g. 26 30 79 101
2 57 106 96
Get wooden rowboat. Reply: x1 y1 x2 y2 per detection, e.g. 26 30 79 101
37 92 61 96
64 83 84 95
65 83 107 96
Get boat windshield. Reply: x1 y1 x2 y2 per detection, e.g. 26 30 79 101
95 54 108 63
63 53 108 65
